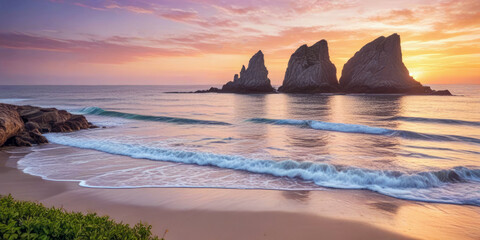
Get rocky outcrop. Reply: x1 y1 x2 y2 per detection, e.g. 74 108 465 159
220 51 275 93
0 104 24 146
279 40 339 93
429 89 451 95
339 33 450 95
15 105 93 132
0 104 96 147
194 87 221 93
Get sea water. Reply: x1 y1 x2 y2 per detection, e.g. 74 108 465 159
1 85 479 205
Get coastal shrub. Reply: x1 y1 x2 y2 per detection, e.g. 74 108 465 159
0 195 161 240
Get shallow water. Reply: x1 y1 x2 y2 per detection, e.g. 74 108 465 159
1 85 479 205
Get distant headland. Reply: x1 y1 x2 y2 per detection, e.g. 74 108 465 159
192 34 451 95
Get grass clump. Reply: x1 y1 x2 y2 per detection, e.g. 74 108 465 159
0 195 161 240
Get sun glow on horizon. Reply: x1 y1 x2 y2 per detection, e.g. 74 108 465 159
409 70 422 81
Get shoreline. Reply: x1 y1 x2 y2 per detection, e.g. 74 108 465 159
1 147 480 240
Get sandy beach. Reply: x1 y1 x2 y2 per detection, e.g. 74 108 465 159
1 147 479 240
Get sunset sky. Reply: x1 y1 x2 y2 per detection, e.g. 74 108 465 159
0 0 479 85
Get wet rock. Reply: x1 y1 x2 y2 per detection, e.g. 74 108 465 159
194 87 221 93
0 103 96 147
25 121 40 131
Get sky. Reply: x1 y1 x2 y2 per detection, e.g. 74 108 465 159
0 0 479 85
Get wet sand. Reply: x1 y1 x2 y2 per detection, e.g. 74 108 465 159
1 148 479 240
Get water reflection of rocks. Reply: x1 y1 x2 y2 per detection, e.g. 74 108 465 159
284 94 331 157
282 190 311 204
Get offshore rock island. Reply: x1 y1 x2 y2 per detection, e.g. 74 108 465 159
340 33 450 95
196 50 275 93
278 40 339 93
195 34 451 95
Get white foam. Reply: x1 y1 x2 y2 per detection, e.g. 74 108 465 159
306 120 391 134
251 118 480 144
85 115 132 127
252 118 393 135
34 133 480 206
18 146 324 191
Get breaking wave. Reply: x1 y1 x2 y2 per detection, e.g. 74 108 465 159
42 134 480 205
248 118 480 144
77 107 231 125
0 98 29 104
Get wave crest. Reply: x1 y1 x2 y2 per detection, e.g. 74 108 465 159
44 134 480 205
78 107 231 125
248 118 480 144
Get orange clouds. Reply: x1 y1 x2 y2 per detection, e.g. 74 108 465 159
368 9 419 25
0 0 479 85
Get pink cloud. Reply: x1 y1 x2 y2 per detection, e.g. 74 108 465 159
57 0 236 29
367 0 480 30
289 0 358 14
0 32 197 63
57 0 357 30
7 0 480 84
158 8 198 21
368 9 419 25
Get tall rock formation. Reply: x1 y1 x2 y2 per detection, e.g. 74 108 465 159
221 50 275 93
279 40 339 93
339 33 425 93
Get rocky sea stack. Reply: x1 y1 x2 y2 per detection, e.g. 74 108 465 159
0 104 96 147
279 40 339 93
220 50 275 93
339 33 451 95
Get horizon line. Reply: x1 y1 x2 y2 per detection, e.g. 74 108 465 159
1 83 478 86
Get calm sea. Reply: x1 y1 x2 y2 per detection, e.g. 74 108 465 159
1 85 479 205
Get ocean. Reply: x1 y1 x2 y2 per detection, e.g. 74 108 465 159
1 85 479 206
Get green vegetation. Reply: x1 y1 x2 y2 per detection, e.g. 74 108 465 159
0 195 162 240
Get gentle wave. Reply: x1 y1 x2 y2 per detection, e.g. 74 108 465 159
249 118 391 134
0 98 29 104
248 118 480 144
45 134 480 205
77 107 231 125
18 147 324 191
405 145 480 155
387 116 480 126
